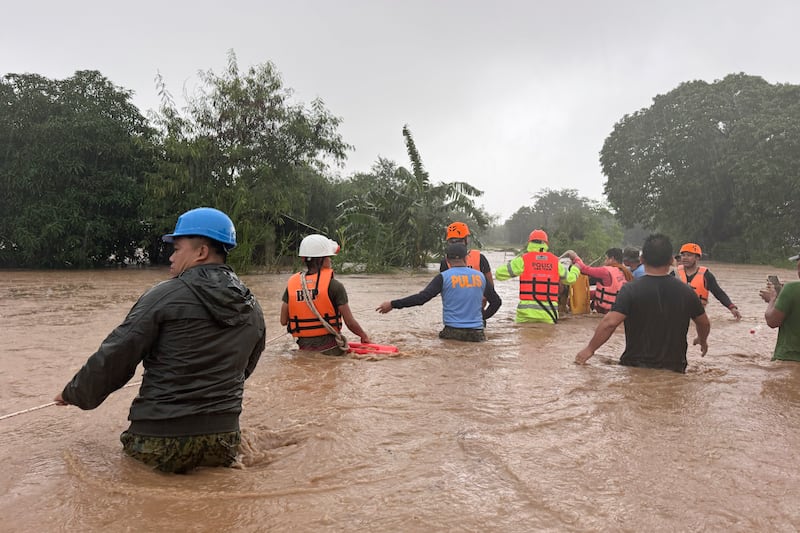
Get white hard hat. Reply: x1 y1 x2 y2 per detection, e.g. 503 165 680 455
299 234 340 258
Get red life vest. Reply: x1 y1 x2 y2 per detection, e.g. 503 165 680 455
446 249 481 270
677 265 709 304
593 266 628 313
519 251 560 303
286 268 342 337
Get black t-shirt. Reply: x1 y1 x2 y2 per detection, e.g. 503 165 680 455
612 275 706 373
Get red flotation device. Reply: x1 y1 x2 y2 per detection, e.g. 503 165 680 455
348 342 399 355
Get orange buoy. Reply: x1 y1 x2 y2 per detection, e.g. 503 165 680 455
348 342 399 355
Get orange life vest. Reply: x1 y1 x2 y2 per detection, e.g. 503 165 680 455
446 249 481 270
593 266 628 312
677 265 709 304
286 268 342 337
519 251 560 303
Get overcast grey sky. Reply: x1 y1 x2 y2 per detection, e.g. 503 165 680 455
4 1 800 221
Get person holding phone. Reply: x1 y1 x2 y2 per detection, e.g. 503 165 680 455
760 253 800 361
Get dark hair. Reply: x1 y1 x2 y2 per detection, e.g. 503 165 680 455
445 242 468 260
184 236 228 262
304 256 326 273
642 234 673 267
622 247 640 262
605 248 623 263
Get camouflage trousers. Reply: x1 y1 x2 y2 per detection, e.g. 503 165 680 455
120 430 241 474
439 325 486 342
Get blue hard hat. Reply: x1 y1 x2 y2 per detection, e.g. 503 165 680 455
162 207 237 249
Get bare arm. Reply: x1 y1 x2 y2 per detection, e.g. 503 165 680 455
575 311 626 364
691 312 711 356
280 302 289 326
340 303 370 344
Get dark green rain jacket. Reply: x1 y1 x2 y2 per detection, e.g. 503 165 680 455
61 264 266 437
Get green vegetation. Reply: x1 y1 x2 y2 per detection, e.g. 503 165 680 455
602 73 800 262
0 71 156 268
2 61 798 270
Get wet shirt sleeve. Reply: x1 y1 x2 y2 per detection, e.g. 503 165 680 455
392 274 444 309
479 254 491 277
483 282 502 320
328 278 349 307
704 270 734 308
61 283 167 409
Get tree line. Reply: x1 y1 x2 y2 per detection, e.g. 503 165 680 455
1 54 797 270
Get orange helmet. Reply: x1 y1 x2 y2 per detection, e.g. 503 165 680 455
528 229 548 243
446 222 470 240
680 243 702 256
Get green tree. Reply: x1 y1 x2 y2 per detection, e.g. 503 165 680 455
0 71 155 268
337 125 487 270
501 188 623 260
601 73 800 261
145 51 351 271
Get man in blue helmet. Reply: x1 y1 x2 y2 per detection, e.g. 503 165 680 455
54 207 266 473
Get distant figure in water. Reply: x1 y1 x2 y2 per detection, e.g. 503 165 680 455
440 221 501 323
622 247 645 279
377 242 495 342
563 248 633 315
575 233 710 373
760 252 800 362
55 207 266 473
676 242 742 321
281 234 371 355
494 229 580 323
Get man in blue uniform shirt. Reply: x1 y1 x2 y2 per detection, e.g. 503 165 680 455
376 243 496 342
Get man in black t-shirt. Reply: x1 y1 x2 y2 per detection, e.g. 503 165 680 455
575 234 710 373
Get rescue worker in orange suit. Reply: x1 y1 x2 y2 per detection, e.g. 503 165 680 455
494 229 580 323
439 222 501 323
280 234 370 355
564 248 633 314
676 243 742 321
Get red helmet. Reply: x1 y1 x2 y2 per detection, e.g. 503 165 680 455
446 222 470 240
680 243 702 256
528 229 548 243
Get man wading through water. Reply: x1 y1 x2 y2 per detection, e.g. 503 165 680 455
55 207 266 473
377 242 495 341
281 234 370 355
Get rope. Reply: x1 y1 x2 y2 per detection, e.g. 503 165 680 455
1 302 355 422
266 331 289 344
300 272 347 349
0 402 57 420
0 380 143 421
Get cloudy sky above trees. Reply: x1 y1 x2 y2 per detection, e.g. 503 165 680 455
4 0 800 221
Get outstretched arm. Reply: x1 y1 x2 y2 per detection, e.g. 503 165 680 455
705 271 740 320
377 274 443 314
575 311 626 364
495 256 524 281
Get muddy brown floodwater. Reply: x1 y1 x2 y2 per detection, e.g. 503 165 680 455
1 254 799 532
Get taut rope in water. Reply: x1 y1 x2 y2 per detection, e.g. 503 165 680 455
0 326 304 421
0 380 143 421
